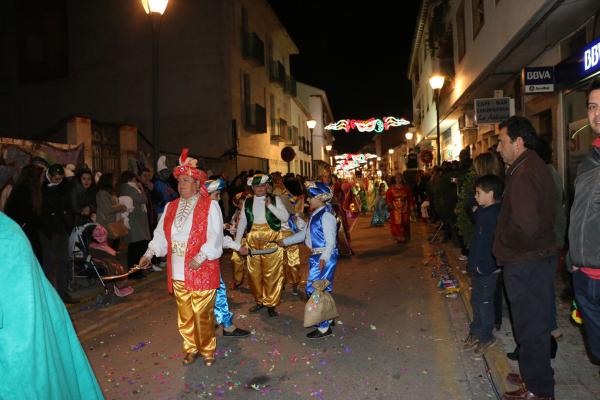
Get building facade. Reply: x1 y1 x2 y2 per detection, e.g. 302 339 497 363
408 0 600 197
0 0 319 177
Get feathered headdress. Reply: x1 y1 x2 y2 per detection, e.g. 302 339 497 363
173 148 206 183
305 181 333 203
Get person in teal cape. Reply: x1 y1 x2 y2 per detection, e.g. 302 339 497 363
0 212 104 400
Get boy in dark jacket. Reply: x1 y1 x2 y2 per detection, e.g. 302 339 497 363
463 174 503 355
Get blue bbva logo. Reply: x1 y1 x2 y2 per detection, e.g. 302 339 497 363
584 40 600 72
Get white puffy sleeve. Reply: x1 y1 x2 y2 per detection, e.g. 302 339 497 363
144 203 169 259
195 200 224 262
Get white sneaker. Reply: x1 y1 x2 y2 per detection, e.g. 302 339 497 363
152 264 164 272
458 255 468 261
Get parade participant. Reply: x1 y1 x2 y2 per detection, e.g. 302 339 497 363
370 182 389 226
235 173 289 317
226 191 250 289
0 212 103 399
274 173 306 295
279 181 338 339
204 179 251 338
139 149 223 367
341 181 360 232
386 173 414 243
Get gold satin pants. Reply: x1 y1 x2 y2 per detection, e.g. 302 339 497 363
281 230 301 285
231 238 246 285
172 281 217 359
246 224 284 307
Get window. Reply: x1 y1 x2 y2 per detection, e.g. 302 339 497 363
456 1 466 61
471 0 484 39
243 73 251 106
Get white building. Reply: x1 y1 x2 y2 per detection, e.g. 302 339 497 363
408 0 600 194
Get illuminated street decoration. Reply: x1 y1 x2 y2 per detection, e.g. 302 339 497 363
334 153 378 173
325 116 410 133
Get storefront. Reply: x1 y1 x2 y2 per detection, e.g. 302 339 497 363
556 36 600 201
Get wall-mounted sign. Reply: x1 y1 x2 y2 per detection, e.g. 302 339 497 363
583 38 600 77
474 97 515 125
523 66 554 93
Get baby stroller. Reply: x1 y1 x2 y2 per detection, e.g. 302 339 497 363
69 223 138 298
70 223 109 294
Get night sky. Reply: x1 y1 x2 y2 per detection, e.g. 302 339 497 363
266 1 420 153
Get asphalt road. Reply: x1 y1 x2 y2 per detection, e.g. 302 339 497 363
72 217 497 399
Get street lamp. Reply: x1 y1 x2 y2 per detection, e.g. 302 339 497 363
388 148 395 175
306 119 317 177
325 144 332 151
429 74 445 165
405 130 414 156
141 0 169 162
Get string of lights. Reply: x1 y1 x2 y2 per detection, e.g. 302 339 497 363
325 116 410 133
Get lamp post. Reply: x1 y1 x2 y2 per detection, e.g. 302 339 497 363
388 148 395 175
306 119 317 178
429 75 445 165
325 144 332 167
405 130 414 156
141 0 169 162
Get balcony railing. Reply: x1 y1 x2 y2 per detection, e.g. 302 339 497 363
244 103 267 133
270 117 287 141
242 32 265 67
269 60 286 87
284 75 297 97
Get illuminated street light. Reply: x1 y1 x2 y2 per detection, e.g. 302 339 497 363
141 0 170 161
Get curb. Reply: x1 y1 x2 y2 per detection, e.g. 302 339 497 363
440 242 511 398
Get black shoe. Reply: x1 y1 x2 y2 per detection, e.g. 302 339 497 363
223 327 251 337
306 327 333 339
248 304 264 313
267 307 279 317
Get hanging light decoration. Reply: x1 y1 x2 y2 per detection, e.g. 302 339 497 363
325 116 410 133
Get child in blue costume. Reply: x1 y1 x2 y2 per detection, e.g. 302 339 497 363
279 181 338 339
205 179 250 338
0 212 104 399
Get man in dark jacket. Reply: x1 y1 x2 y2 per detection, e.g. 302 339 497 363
40 164 78 304
569 78 600 375
493 116 557 400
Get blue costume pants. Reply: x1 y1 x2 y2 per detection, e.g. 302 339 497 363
214 274 233 329
306 249 339 329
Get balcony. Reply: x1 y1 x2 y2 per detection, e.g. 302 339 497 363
286 125 298 145
284 75 297 97
269 60 286 87
244 103 267 133
270 118 287 141
242 32 265 67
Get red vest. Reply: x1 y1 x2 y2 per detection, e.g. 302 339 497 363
162 195 220 293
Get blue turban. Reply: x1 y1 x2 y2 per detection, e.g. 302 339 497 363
205 178 226 194
304 181 333 203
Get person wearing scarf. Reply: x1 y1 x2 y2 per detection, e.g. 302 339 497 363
279 181 338 339
139 149 223 367
234 174 290 317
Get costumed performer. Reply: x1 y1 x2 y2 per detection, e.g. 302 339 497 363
204 179 250 338
0 212 103 399
278 181 338 339
139 149 223 367
386 173 414 243
235 174 289 317
226 191 249 289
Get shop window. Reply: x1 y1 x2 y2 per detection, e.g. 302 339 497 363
471 0 484 39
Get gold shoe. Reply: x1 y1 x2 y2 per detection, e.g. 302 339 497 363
203 357 216 367
182 352 198 366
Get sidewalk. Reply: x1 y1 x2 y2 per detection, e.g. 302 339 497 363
433 224 600 399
